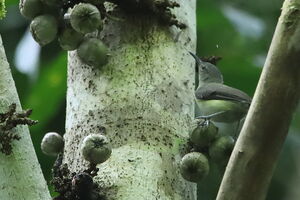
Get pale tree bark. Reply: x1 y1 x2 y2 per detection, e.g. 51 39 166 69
216 0 300 199
64 1 197 199
0 36 51 200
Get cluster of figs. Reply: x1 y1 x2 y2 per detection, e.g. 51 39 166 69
19 0 108 68
41 132 112 199
180 120 235 183
41 132 112 165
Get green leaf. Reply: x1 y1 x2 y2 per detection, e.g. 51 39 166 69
0 0 6 19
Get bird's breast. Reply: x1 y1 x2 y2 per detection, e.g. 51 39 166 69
196 99 249 123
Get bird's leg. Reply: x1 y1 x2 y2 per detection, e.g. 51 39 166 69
196 118 209 126
195 111 226 120
195 111 226 126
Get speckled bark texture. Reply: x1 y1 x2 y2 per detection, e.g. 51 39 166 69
64 1 197 199
217 0 300 200
0 36 51 200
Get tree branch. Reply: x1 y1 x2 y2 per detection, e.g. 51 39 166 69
216 0 300 199
0 35 51 200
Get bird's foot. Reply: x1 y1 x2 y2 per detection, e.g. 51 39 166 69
195 111 226 126
196 118 209 126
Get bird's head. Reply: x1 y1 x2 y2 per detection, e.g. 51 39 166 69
189 52 223 85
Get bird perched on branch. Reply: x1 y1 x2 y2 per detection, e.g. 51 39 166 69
189 52 251 124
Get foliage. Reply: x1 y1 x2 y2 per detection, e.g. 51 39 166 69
0 0 5 19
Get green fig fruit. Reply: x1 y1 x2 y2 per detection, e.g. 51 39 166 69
209 135 235 166
30 14 58 46
70 3 102 34
180 152 209 183
190 120 218 149
58 27 84 50
40 0 60 6
81 134 112 164
77 38 108 67
82 0 105 6
41 132 64 156
19 0 43 19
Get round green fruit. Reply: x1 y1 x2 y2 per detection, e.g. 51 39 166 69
41 132 64 156
209 135 235 166
30 14 58 46
40 0 60 6
83 0 106 6
190 120 218 149
81 134 112 164
70 3 102 34
77 38 108 67
58 27 84 50
180 152 209 183
19 0 43 19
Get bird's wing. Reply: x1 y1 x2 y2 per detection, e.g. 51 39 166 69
195 83 252 104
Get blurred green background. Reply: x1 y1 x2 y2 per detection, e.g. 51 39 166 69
1 0 300 199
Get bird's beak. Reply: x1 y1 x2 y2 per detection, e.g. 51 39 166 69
189 51 203 66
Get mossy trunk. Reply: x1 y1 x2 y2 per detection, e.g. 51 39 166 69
64 1 197 199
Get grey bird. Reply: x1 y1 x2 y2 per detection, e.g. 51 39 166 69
190 52 251 123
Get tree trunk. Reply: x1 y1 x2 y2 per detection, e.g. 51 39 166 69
216 0 300 199
64 1 197 199
0 35 51 200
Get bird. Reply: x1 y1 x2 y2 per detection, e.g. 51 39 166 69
189 52 251 124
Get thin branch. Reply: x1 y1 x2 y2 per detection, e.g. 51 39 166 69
216 0 300 199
